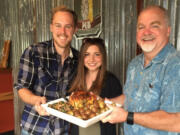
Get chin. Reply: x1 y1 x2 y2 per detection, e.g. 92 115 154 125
140 43 156 53
88 68 99 72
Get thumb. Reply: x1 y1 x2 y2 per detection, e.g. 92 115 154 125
41 97 46 104
106 103 114 110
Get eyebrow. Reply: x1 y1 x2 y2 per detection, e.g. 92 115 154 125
151 21 161 25
53 23 73 26
137 23 144 27
137 21 161 28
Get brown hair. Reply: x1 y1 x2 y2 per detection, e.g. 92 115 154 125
69 38 107 95
51 5 78 27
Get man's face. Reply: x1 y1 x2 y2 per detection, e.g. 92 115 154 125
136 8 170 54
50 11 77 49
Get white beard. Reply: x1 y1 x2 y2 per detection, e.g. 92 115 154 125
140 42 156 53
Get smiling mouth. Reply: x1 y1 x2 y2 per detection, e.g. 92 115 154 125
142 35 155 41
57 34 67 40
88 63 96 66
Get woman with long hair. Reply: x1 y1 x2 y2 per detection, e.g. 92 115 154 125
69 38 122 135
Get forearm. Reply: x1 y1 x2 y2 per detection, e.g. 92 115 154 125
134 110 180 132
111 94 125 106
18 88 44 105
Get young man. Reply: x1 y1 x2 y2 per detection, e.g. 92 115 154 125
14 6 78 135
102 5 180 134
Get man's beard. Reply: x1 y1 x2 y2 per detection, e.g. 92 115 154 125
140 42 156 53
140 35 156 53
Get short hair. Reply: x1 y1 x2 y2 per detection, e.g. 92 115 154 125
51 5 78 27
139 5 170 26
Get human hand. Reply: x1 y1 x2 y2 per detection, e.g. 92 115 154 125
34 96 50 116
104 97 110 101
101 104 128 124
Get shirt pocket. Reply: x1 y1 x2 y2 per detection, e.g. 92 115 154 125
37 66 58 100
142 81 161 111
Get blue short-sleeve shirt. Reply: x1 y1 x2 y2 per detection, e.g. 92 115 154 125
124 43 180 135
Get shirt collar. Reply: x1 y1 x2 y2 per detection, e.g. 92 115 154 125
140 43 172 68
51 39 74 58
69 49 73 58
152 43 172 64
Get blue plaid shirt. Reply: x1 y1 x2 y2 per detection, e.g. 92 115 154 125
14 40 78 135
124 43 180 135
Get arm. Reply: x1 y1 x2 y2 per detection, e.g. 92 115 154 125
18 88 49 116
134 110 180 132
18 88 46 105
110 94 125 106
102 107 180 132
15 47 49 116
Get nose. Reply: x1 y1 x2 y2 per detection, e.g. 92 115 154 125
89 55 95 61
60 27 65 34
143 28 152 35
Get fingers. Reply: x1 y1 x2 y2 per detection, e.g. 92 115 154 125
36 96 46 105
34 104 50 116
101 115 112 123
104 97 110 101
106 103 114 110
41 96 46 104
101 112 116 124
101 105 115 123
101 106 125 124
34 96 49 116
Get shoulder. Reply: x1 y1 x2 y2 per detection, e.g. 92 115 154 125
129 54 142 66
20 40 52 62
163 44 180 67
71 47 79 60
24 40 52 54
126 54 143 70
166 50 180 64
165 51 180 73
104 71 120 84
101 71 122 98
105 71 118 79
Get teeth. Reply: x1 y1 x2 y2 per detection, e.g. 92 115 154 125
88 63 96 66
60 36 66 39
57 34 67 40
142 35 155 41
143 38 153 41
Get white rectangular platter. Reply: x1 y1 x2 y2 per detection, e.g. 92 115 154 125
41 98 112 128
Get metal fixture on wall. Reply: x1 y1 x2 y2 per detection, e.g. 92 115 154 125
74 0 102 39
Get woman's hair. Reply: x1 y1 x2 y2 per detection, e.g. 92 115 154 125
69 38 107 95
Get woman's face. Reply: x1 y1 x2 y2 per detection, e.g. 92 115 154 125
84 45 102 72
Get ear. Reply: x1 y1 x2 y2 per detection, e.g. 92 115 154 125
167 26 171 37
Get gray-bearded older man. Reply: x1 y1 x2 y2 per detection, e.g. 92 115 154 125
102 5 180 135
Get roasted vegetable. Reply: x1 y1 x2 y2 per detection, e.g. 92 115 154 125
48 91 109 120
